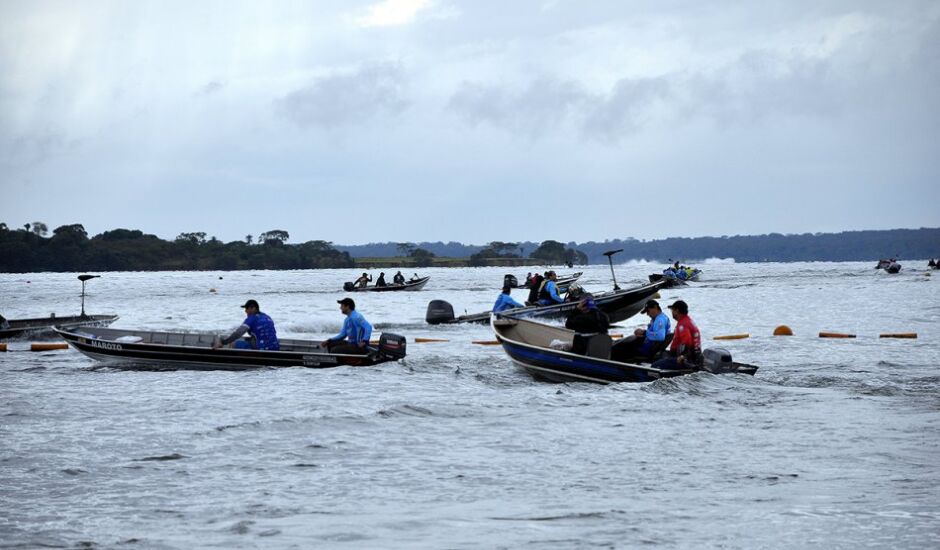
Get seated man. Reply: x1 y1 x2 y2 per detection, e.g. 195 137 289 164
537 271 564 306
565 295 610 355
492 286 524 312
376 272 388 287
213 299 280 350
393 271 405 284
354 273 372 288
323 297 372 355
612 299 671 362
652 300 702 370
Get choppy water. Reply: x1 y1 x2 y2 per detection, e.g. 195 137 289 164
2 262 939 549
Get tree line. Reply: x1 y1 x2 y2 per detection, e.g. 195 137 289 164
0 223 353 272
2 221 937 273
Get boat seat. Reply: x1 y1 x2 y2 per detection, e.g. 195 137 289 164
572 333 612 359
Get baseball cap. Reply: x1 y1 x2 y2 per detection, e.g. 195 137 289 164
337 297 356 309
642 299 659 312
240 299 259 309
667 300 689 314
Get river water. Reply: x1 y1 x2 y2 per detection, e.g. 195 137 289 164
1 261 938 549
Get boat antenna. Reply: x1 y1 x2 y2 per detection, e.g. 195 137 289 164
77 274 100 318
602 249 623 290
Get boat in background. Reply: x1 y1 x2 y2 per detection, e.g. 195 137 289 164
426 280 666 325
1 274 118 340
343 276 430 292
55 326 407 370
503 272 582 292
491 315 758 384
876 259 901 273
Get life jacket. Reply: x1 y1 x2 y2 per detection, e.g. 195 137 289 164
538 280 556 302
527 275 544 303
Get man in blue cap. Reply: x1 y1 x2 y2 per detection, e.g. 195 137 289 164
323 297 373 355
213 299 280 350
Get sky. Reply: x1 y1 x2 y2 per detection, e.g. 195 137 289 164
1 0 938 245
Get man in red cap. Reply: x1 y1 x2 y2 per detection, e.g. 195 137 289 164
651 300 701 370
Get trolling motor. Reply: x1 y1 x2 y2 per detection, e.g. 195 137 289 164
603 249 623 290
77 274 100 318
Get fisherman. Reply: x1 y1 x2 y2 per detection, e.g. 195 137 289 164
564 294 609 334
213 299 279 350
565 295 610 355
526 272 544 304
611 299 671 361
537 271 564 306
376 272 388 287
355 272 372 288
492 285 524 313
322 297 372 355
651 300 701 370
393 271 405 284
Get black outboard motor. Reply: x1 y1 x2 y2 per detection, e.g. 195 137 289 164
503 274 518 288
702 348 734 373
343 282 355 292
378 333 407 359
426 300 456 324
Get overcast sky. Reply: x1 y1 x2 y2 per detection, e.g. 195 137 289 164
1 0 937 245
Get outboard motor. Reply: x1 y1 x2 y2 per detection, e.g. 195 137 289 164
503 274 519 288
343 282 355 292
378 333 407 359
425 300 456 325
702 347 734 374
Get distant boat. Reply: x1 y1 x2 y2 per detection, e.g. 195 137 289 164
503 272 582 291
1 314 119 341
875 259 901 273
343 276 430 292
1 274 118 340
55 326 407 370
491 315 758 384
426 280 666 325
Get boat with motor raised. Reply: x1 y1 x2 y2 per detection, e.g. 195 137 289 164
54 326 407 370
491 315 758 384
426 280 667 325
1 274 118 340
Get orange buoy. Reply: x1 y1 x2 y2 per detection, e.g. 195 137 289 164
714 334 749 340
0 343 7 352
819 332 856 339
413 338 449 343
773 325 793 336
472 340 500 345
879 333 917 339
31 343 69 351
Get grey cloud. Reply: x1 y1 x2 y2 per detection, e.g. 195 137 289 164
276 62 410 128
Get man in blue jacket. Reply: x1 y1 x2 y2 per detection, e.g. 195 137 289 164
537 271 565 306
214 299 280 350
323 297 373 355
493 285 524 312
611 299 671 361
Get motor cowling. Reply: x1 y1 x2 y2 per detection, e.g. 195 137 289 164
378 333 407 359
425 300 455 324
503 274 519 288
702 347 733 373
343 282 355 291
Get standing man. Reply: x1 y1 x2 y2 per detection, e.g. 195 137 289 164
213 299 279 350
323 297 373 355
493 285 524 313
652 300 701 370
537 271 564 306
